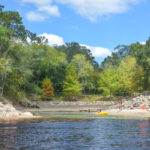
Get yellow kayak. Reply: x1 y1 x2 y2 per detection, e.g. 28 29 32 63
95 112 108 115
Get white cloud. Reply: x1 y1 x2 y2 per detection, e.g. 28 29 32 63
38 5 60 17
140 41 146 45
39 33 111 58
55 0 140 21
23 0 60 21
82 44 111 58
26 11 45 21
39 33 64 46
23 0 140 22
22 0 51 6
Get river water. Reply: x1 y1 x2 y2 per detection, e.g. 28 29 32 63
0 114 150 150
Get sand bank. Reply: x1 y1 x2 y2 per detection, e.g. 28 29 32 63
106 109 150 117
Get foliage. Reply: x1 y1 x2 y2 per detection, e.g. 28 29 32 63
71 54 94 94
0 57 12 96
63 64 82 96
0 5 46 43
30 44 67 93
117 56 144 94
0 25 9 57
0 3 150 102
5 72 25 100
41 78 54 100
55 42 99 70
98 68 118 96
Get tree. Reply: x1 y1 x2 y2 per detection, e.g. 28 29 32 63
0 57 12 96
117 56 144 94
0 25 9 57
98 68 118 96
30 44 67 93
71 54 94 94
55 42 99 70
0 5 46 43
63 64 82 96
41 78 54 100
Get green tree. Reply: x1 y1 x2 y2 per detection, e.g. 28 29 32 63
30 44 67 93
98 68 118 96
71 54 94 94
0 25 9 57
5 72 25 100
117 56 144 94
0 5 46 43
41 78 54 100
0 57 12 96
55 42 99 70
63 64 82 96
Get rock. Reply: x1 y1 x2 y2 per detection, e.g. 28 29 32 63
19 100 40 108
0 102 35 121
22 112 33 117
133 103 140 107
0 102 3 107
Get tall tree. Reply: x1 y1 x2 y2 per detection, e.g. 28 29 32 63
71 54 94 94
63 64 82 96
41 78 54 100
117 56 144 94
0 25 9 57
0 57 12 96
55 42 99 70
98 68 118 96
30 44 67 93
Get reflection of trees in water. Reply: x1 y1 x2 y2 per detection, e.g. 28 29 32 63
0 121 17 150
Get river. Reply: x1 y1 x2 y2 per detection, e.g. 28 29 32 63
0 114 150 150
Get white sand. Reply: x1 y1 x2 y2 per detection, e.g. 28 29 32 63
107 109 150 117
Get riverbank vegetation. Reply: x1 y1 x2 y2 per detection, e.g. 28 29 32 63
0 4 149 103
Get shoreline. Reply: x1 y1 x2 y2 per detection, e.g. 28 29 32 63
27 108 150 119
107 109 150 118
1 99 150 122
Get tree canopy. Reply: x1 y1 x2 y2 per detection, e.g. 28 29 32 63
1 3 150 101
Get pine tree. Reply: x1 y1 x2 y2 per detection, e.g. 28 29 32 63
63 64 82 96
41 78 54 100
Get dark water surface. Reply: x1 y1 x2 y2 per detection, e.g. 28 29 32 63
0 115 150 150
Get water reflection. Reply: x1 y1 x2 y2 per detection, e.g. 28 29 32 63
0 123 17 150
0 119 150 150
140 122 146 136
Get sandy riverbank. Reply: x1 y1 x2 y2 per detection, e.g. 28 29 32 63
23 100 150 118
28 108 150 118
1 99 150 121
106 109 150 117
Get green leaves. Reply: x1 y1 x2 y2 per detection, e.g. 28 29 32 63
0 57 12 73
98 68 118 96
98 56 144 96
117 56 144 94
63 64 82 96
0 25 9 57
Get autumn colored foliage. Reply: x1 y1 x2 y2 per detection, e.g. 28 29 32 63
41 78 54 99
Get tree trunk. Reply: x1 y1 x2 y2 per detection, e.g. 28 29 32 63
1 73 6 97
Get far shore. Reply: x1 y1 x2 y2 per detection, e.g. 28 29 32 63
20 100 150 119
1 99 150 122
25 107 150 119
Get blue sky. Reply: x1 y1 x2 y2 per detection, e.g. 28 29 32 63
1 0 150 63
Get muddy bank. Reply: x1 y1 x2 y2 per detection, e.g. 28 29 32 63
24 101 114 112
